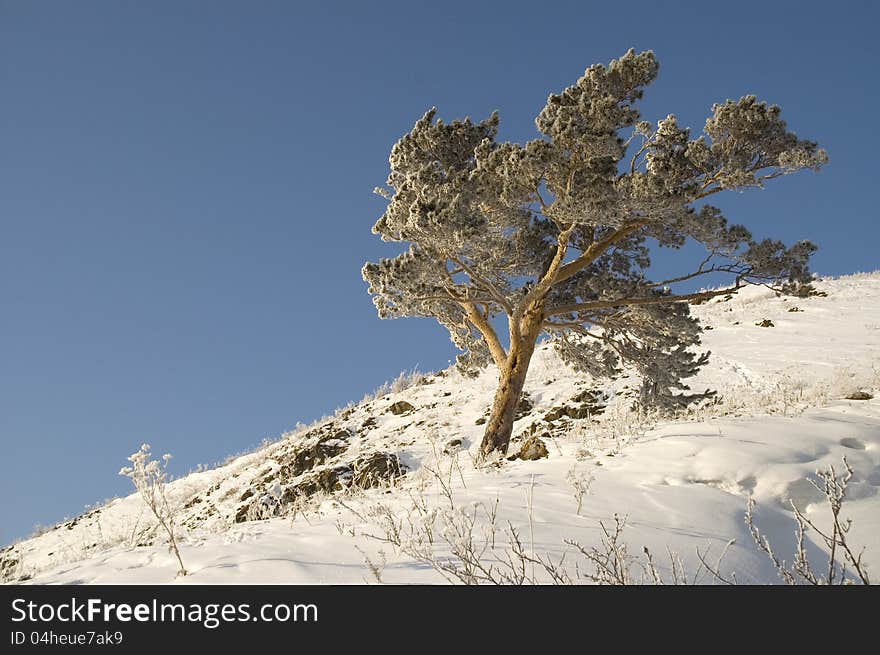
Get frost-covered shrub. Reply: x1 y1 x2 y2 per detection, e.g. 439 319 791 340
119 444 187 577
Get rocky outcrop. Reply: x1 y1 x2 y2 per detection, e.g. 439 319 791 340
388 401 415 415
514 436 549 461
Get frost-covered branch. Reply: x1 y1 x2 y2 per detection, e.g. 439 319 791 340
746 457 870 585
546 281 746 317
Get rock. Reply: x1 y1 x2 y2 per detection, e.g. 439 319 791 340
235 464 356 523
443 438 463 454
475 416 487 425
234 505 249 523
182 495 203 509
543 390 607 421
787 306 802 312
231 423 359 522
288 465 353 498
388 401 415 415
278 434 350 481
571 388 594 403
846 391 873 401
352 453 405 488
573 405 593 419
522 421 544 436
514 394 533 420
545 402 603 422
0 549 21 582
790 282 827 298
516 435 549 461
756 319 774 328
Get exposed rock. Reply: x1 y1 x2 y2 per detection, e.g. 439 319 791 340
475 416 487 425
545 404 601 422
544 389 607 422
544 406 569 422
846 391 874 401
523 422 539 435
788 306 802 312
756 319 775 328
277 432 350 482
226 423 359 522
443 438 463 454
790 282 827 298
514 394 533 420
182 495 203 509
352 452 405 488
0 549 21 582
515 436 550 461
571 388 602 405
388 401 415 415
286 465 353 499
234 449 406 523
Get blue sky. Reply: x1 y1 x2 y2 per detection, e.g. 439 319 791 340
1 0 877 543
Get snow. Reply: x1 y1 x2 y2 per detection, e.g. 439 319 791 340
4 272 880 584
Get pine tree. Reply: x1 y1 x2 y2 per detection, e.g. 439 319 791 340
363 50 826 460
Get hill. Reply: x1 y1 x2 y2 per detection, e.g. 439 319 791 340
3 272 879 584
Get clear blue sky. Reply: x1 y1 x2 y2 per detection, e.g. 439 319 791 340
2 0 877 544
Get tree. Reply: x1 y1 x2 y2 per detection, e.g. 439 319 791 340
363 50 826 460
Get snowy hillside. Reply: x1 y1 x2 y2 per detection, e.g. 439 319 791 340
3 272 879 584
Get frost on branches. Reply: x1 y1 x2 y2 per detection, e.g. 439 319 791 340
119 444 187 576
363 49 827 459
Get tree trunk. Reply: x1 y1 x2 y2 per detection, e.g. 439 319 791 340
479 315 542 458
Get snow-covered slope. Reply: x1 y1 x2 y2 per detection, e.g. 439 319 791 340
3 272 879 584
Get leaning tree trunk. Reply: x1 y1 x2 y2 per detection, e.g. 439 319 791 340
479 313 543 459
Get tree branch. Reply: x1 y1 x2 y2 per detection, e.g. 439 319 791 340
462 301 507 369
411 292 498 305
553 221 648 286
648 257 750 288
514 223 576 341
449 255 514 316
546 281 745 317
629 134 655 174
